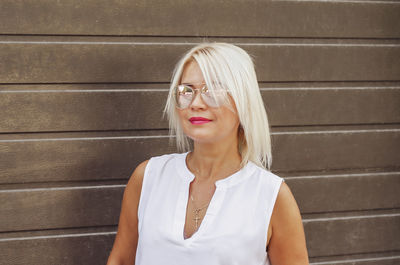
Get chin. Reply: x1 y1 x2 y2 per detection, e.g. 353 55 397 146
188 131 233 145
183 129 214 143
186 133 214 143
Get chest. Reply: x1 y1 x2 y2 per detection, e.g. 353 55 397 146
139 176 269 250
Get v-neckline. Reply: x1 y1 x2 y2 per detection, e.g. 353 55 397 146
183 180 218 241
174 152 252 245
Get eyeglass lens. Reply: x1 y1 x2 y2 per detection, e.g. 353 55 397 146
175 85 221 109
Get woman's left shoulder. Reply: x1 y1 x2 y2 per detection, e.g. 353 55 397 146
271 180 302 233
275 181 296 208
249 163 284 185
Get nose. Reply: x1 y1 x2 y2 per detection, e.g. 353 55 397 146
189 89 207 110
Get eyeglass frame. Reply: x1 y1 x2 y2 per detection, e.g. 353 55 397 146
173 83 228 109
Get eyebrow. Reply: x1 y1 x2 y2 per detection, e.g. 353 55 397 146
180 82 206 87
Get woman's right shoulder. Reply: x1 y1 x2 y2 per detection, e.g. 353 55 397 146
131 159 150 181
124 160 149 198
128 152 183 186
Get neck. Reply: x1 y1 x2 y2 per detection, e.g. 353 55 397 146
187 134 241 182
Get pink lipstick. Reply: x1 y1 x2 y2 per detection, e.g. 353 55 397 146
189 117 212 125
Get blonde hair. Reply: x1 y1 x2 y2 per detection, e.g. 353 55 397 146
164 43 272 169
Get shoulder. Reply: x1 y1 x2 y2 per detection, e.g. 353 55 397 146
273 181 299 215
243 164 284 209
127 152 186 189
248 162 284 186
132 160 149 180
271 181 302 231
125 160 150 196
145 152 185 168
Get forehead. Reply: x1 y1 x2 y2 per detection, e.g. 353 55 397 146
180 60 204 84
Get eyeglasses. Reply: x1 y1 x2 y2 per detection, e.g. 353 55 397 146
174 84 227 109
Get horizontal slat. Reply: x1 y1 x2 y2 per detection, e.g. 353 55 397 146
272 129 400 172
0 185 124 232
1 42 399 83
1 172 399 232
0 231 114 265
0 0 399 38
1 87 399 132
264 87 400 127
0 135 175 184
0 129 399 184
304 213 400 257
0 90 169 132
0 90 168 133
286 172 400 213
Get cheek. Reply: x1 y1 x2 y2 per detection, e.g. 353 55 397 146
177 110 193 134
177 110 187 124
217 110 240 130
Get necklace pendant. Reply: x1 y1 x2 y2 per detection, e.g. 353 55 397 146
193 214 202 229
190 193 211 231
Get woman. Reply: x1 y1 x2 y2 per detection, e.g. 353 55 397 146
107 43 309 265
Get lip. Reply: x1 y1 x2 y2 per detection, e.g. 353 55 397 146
189 117 212 125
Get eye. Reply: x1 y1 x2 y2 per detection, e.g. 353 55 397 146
178 85 193 95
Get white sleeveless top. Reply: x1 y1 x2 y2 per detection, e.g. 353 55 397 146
136 152 283 265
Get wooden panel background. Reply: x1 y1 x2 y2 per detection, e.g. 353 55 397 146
0 0 399 264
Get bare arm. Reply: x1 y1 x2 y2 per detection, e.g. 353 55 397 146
106 160 149 265
267 182 309 265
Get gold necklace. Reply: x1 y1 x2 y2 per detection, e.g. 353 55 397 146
190 194 210 230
